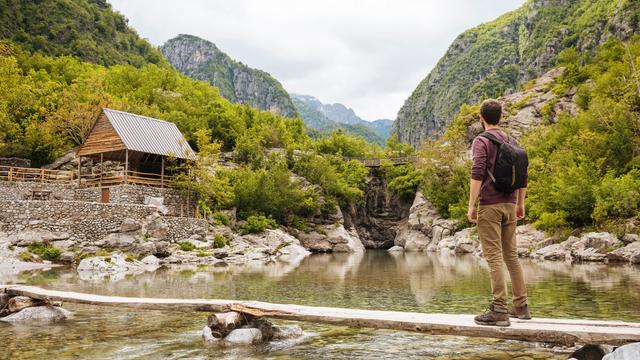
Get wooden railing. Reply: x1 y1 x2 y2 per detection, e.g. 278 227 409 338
0 165 75 184
343 156 416 167
0 166 174 188
82 170 175 188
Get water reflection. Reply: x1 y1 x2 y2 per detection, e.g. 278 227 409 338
2 251 639 359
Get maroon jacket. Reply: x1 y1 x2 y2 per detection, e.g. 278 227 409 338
471 128 525 206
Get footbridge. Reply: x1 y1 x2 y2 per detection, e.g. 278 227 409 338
343 156 416 167
2 285 640 346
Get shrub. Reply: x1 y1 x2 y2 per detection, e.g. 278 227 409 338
241 214 277 234
213 211 230 226
292 216 309 232
212 234 229 248
18 251 35 262
179 241 196 252
27 243 61 261
593 170 640 223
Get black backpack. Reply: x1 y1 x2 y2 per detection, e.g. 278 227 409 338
479 132 528 194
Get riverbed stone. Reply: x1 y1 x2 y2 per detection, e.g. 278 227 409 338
272 325 304 340
0 306 71 323
607 241 640 263
224 328 263 345
621 233 639 244
387 245 404 252
602 342 640 360
571 232 623 262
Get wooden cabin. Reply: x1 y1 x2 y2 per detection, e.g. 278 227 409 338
76 108 196 188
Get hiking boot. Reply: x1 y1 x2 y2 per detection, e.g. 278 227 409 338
474 304 510 327
509 304 531 320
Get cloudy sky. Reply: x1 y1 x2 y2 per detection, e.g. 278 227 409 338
110 0 525 121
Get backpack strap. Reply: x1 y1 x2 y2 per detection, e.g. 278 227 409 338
479 132 504 145
478 132 504 183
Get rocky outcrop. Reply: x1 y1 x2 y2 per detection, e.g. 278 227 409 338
394 0 640 147
532 232 639 263
392 191 458 252
297 224 364 253
161 34 297 118
0 306 71 323
346 169 414 249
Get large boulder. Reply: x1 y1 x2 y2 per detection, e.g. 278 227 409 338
515 224 553 257
142 213 169 240
119 218 141 233
0 306 71 323
77 252 160 281
607 242 640 263
298 224 364 253
602 343 640 360
571 232 623 262
9 229 69 246
438 228 479 254
532 236 581 261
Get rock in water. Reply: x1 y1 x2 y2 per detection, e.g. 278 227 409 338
387 246 404 252
272 325 304 340
202 325 218 343
224 328 263 345
207 312 245 338
602 343 640 360
0 306 71 323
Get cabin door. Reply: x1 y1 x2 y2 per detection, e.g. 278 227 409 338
101 187 110 203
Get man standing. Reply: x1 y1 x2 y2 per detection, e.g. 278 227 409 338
467 99 530 327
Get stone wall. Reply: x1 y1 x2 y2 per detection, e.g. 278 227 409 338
0 200 205 243
0 182 192 216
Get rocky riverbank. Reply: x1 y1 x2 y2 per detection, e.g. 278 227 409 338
390 192 640 265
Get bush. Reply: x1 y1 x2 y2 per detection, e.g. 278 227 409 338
27 243 61 261
241 214 277 234
212 234 229 249
593 170 640 223
179 241 196 252
213 211 230 226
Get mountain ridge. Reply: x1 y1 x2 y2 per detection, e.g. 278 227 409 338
161 34 298 118
394 0 640 147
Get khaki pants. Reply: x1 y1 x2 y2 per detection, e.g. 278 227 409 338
477 203 527 308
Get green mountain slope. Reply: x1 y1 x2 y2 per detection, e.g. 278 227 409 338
395 0 640 147
0 0 165 67
161 34 298 118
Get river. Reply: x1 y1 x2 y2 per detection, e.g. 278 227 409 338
2 251 640 359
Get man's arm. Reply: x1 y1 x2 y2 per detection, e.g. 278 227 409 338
468 138 487 224
517 187 527 220
468 179 482 223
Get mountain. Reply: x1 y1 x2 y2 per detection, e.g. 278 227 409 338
0 0 165 67
394 0 640 147
291 94 394 145
161 34 298 118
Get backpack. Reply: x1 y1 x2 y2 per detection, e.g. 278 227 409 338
479 132 528 194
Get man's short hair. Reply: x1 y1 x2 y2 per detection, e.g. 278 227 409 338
480 99 502 125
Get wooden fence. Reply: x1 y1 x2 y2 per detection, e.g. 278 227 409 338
0 165 75 184
0 166 174 188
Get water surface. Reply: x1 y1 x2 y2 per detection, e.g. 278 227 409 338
2 251 640 359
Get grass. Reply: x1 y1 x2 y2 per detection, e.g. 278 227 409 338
27 243 61 261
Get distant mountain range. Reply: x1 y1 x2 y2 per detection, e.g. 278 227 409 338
291 94 393 146
161 34 298 118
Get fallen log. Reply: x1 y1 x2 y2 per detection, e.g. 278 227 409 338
207 312 246 338
2 285 640 346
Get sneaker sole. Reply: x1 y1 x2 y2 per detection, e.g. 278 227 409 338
474 320 511 327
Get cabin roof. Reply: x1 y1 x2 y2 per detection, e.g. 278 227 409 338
98 108 195 159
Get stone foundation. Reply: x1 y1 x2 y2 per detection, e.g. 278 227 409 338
0 182 192 216
0 200 206 243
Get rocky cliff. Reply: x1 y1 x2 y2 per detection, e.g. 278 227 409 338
161 34 298 118
394 0 640 147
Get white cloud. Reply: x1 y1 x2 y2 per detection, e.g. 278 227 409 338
110 0 525 120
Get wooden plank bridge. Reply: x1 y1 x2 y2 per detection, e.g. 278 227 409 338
2 285 640 346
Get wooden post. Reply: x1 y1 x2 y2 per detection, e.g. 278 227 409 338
8 167 12 182
41 168 44 183
161 157 165 189
100 153 103 187
124 150 129 185
77 157 81 186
